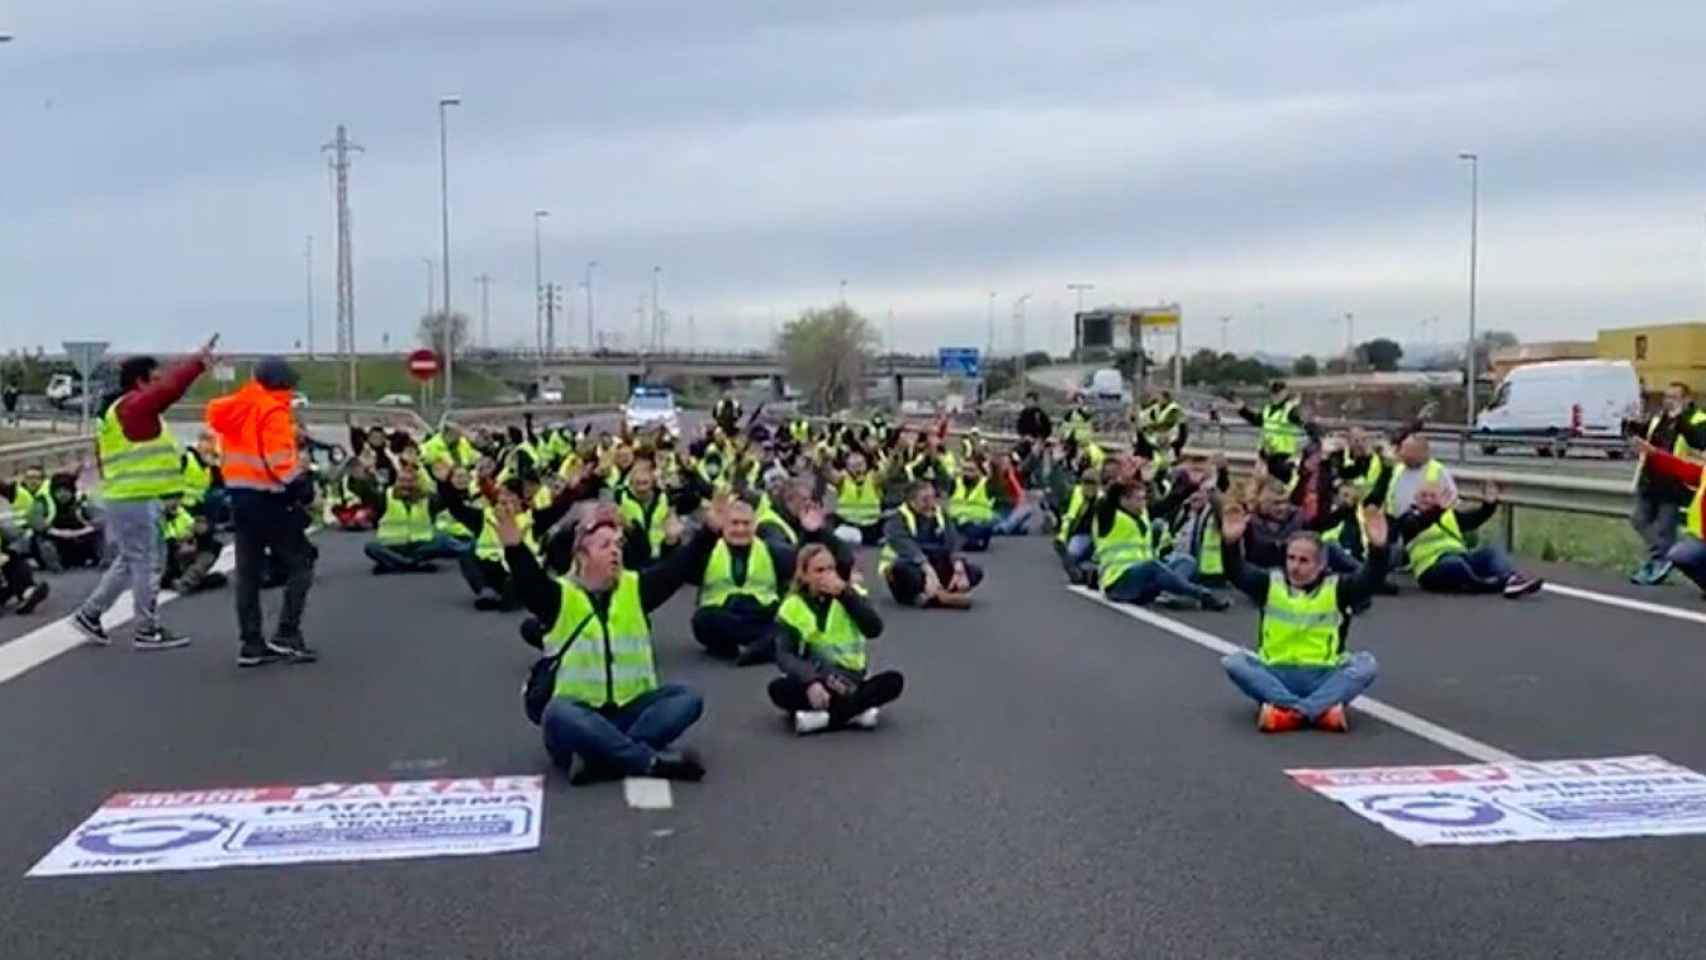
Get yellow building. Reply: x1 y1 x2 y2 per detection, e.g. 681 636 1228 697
1488 340 1596 381
1596 323 1706 396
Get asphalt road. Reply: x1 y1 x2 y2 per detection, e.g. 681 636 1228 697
2 527 1705 959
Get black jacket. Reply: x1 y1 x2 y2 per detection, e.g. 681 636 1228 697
1017 405 1053 440
773 589 885 685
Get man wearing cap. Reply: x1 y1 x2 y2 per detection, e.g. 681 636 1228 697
205 357 317 667
71 338 216 651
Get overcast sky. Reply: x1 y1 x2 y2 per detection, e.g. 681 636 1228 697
4 0 1706 362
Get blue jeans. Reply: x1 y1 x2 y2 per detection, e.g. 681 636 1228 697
1104 560 1210 604
1065 534 1092 564
541 684 704 776
1631 496 1681 563
1417 547 1513 594
957 521 994 552
1667 534 1706 591
1222 650 1379 721
993 503 1036 536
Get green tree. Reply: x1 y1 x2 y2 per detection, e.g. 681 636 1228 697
776 304 876 413
1359 338 1403 372
1293 354 1319 377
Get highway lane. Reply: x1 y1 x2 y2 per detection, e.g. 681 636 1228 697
2 534 1706 958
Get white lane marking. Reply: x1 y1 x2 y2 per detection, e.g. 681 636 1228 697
623 777 673 810
1066 586 1521 764
1542 582 1706 626
0 550 238 686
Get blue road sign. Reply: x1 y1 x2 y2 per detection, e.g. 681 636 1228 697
938 347 980 378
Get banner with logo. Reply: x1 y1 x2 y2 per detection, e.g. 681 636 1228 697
1288 755 1706 846
29 777 543 877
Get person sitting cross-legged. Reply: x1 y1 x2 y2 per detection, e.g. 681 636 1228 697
880 481 983 609
506 498 716 786
362 468 457 574
947 457 999 552
1217 501 1388 733
768 543 903 734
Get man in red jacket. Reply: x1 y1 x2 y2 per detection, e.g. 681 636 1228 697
71 340 214 649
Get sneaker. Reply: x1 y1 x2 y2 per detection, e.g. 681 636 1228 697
648 748 706 782
371 563 394 576
1502 574 1544 599
848 707 881 730
133 626 191 651
71 610 109 646
237 642 288 668
1630 561 1656 585
274 633 317 664
569 758 625 787
1649 560 1674 584
16 583 49 615
1199 592 1230 612
1315 705 1350 733
793 710 831 735
1257 703 1307 733
473 592 502 611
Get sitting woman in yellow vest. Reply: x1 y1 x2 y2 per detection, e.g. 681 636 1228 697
881 481 982 609
769 543 901 734
1161 481 1228 590
1217 502 1389 733
437 465 601 611
502 499 713 786
359 468 466 574
329 454 382 531
826 450 886 547
159 495 228 594
689 498 789 665
1092 459 1229 611
1393 481 1544 598
41 473 105 570
947 458 999 552
180 429 230 528
1054 464 1105 584
616 457 685 570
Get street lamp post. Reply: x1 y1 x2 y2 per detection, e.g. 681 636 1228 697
438 95 461 408
585 260 598 350
651 266 663 352
421 257 436 318
1459 152 1479 429
1014 294 1033 388
985 291 996 359
532 210 549 357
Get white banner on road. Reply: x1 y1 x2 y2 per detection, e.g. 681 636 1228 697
1288 755 1706 846
29 776 543 877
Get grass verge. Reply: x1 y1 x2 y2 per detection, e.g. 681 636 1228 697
1512 508 1644 574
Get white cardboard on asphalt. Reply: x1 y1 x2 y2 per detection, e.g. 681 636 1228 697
29 776 543 877
1289 755 1706 846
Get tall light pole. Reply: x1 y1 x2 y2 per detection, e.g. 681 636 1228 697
1014 293 1033 388
532 210 549 356
304 236 315 359
985 291 997 358
585 260 598 350
651 266 663 351
438 95 461 406
1459 151 1479 429
1342 312 1355 369
839 279 848 306
421 257 436 319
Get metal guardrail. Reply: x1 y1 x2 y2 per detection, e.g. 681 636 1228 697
0 436 94 475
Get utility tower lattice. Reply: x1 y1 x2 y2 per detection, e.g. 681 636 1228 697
322 126 363 387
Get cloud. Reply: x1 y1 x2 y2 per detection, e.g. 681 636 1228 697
3 0 1704 362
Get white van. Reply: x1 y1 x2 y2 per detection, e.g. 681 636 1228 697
1475 359 1641 458
1085 368 1129 403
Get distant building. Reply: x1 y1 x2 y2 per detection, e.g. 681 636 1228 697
1596 323 1706 396
1487 340 1596 381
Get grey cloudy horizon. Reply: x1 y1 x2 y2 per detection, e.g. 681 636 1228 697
4 0 1706 362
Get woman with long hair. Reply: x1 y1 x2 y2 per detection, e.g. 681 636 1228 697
768 543 902 735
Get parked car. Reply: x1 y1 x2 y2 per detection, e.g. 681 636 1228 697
1475 359 1641 458
375 393 416 407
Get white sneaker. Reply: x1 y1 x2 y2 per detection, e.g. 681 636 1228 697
793 710 831 735
849 707 881 730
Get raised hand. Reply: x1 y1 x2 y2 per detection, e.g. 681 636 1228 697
1220 501 1250 542
1362 505 1389 549
663 514 686 544
1481 480 1502 503
492 502 524 547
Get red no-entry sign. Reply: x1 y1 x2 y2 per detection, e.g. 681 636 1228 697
407 349 441 382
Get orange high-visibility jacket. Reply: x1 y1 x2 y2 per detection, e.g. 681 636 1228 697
205 381 301 493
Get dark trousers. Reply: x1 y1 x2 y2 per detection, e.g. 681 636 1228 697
458 552 518 608
768 671 905 724
0 550 38 603
1417 547 1514 594
885 555 984 606
230 490 314 645
690 603 778 659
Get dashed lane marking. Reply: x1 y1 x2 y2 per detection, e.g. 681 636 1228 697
623 777 674 810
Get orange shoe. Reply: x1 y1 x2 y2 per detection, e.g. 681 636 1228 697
1315 705 1349 733
1257 704 1307 733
